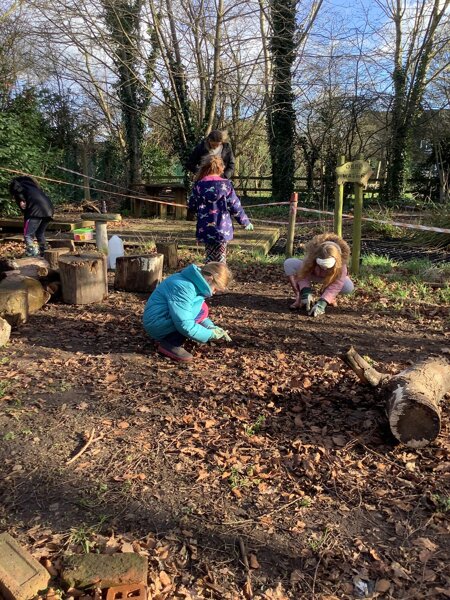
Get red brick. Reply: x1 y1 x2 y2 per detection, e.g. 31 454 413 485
106 583 147 600
0 533 50 600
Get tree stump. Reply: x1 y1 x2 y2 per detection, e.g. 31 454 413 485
114 254 163 292
59 253 108 304
341 347 450 448
0 316 11 346
44 248 71 270
0 289 29 325
156 242 178 270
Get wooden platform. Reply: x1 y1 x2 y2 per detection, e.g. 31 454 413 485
0 218 95 232
0 219 281 256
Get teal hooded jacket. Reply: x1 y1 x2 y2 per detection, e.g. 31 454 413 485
142 264 214 343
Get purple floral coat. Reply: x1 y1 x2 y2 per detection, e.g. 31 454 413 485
188 175 250 243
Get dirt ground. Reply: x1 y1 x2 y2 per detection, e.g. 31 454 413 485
0 255 449 599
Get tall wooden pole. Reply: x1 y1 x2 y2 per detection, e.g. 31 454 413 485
286 192 298 258
81 143 91 202
334 154 345 236
351 154 364 276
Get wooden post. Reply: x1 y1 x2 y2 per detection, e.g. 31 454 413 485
156 242 178 270
285 192 298 259
334 155 345 237
174 188 187 220
95 221 108 254
80 213 122 255
351 154 364 276
114 254 163 292
59 253 108 304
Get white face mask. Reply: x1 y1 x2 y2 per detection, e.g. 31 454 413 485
316 257 336 269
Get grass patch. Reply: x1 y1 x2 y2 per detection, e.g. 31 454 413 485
357 257 450 308
362 253 397 274
362 208 405 239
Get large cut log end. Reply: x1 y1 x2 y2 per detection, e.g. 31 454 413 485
388 384 441 448
386 358 450 448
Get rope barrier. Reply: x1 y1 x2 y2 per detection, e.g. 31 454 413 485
255 203 450 235
0 167 187 210
2 166 448 234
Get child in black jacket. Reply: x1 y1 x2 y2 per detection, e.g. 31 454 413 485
9 176 54 257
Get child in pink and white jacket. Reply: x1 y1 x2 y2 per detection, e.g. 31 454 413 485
284 233 354 316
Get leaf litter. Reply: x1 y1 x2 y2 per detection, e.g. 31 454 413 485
0 258 449 599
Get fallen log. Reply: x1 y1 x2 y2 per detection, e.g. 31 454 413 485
0 256 50 279
341 347 450 448
0 316 11 346
0 289 29 325
0 276 51 314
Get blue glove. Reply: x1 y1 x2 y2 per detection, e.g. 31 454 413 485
245 223 254 231
300 287 313 312
210 327 232 342
308 299 327 317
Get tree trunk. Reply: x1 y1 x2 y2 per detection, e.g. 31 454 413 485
114 254 163 292
340 347 450 448
59 253 108 304
44 248 71 270
156 242 178 270
0 289 28 326
0 276 50 315
0 316 11 346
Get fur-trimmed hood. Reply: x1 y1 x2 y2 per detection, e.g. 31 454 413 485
304 233 350 265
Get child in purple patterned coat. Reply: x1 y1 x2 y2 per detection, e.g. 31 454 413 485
188 155 254 263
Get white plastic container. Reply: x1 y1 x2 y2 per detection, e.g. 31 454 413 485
107 235 124 269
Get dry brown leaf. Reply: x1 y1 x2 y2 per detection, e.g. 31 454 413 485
120 541 135 553
290 569 302 584
159 571 172 587
375 579 391 592
249 553 260 569
196 470 209 482
117 421 130 429
413 537 438 552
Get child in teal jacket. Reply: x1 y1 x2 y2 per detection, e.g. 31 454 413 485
143 262 232 362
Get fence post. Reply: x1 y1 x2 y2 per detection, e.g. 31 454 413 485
351 154 364 276
334 154 345 236
286 192 298 258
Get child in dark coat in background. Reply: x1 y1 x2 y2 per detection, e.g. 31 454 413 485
186 129 235 180
9 176 54 257
284 233 354 316
188 155 253 263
